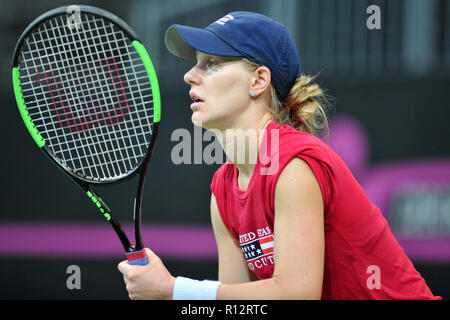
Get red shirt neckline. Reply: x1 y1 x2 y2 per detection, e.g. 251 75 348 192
232 121 277 199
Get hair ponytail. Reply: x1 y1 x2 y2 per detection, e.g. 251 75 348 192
272 74 329 136
241 58 330 136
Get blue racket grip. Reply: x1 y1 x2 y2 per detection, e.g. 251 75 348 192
126 249 149 266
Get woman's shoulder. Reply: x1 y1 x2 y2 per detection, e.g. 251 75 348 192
267 121 334 163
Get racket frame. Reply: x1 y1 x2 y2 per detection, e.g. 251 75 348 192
11 5 161 259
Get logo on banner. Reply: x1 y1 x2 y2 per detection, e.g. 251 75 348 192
241 235 274 260
239 227 275 271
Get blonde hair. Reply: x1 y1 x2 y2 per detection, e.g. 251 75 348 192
242 58 329 137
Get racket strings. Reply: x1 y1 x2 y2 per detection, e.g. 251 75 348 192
27 100 153 131
19 13 154 181
19 57 146 88
51 14 143 177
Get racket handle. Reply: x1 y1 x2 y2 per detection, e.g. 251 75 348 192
126 249 149 266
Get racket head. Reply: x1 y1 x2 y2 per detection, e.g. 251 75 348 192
12 5 161 185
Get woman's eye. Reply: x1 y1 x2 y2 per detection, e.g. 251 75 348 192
206 59 217 69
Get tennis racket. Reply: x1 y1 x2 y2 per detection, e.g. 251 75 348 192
11 5 161 265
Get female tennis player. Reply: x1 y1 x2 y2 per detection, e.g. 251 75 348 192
118 11 441 300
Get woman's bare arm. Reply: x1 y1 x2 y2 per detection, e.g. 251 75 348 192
216 158 325 299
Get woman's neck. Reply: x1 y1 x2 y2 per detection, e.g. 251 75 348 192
217 113 273 178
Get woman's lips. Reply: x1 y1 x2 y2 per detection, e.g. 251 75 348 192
189 91 204 110
190 100 204 110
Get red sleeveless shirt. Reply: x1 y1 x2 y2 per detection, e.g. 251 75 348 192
210 121 441 300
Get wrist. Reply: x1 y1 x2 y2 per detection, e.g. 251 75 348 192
166 275 177 300
172 276 221 300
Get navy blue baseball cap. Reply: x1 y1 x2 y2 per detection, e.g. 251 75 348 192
165 11 301 100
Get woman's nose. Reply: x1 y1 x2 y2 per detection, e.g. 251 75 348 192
184 66 200 85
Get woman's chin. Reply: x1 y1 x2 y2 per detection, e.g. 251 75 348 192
191 112 210 127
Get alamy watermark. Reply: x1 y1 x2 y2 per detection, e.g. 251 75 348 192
66 264 81 290
66 5 82 30
366 265 381 290
366 5 381 30
170 122 279 175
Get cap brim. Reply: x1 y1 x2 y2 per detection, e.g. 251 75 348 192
165 24 242 61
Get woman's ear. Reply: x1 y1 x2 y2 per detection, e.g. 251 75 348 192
250 66 271 98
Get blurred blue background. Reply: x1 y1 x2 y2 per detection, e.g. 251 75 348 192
0 0 449 299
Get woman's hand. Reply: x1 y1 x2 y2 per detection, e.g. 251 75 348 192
117 248 176 300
